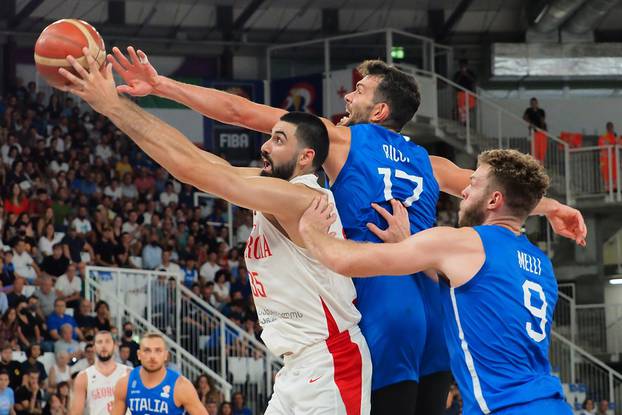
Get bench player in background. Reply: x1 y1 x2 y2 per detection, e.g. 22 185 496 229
70 331 130 415
299 149 573 415
59 53 371 414
105 47 586 414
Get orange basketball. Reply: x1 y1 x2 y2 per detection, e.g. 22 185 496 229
34 19 106 89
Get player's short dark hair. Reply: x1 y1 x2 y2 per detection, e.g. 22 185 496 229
478 149 550 219
357 60 421 131
280 112 329 171
94 330 114 342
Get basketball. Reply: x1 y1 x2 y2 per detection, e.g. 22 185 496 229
34 19 106 89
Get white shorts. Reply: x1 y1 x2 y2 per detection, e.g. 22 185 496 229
265 326 372 415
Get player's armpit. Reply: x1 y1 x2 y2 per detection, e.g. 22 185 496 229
175 377 208 415
68 372 87 415
111 374 129 415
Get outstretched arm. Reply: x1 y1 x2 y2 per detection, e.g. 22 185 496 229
108 47 351 180
59 48 313 219
430 155 587 246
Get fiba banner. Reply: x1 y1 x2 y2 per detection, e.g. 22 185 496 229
270 74 323 115
203 81 264 166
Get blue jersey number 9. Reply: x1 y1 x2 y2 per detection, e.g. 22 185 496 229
522 280 548 342
377 167 423 207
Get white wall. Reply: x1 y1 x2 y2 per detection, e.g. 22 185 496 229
481 93 622 138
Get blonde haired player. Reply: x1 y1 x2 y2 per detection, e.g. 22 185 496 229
58 48 372 415
70 331 131 415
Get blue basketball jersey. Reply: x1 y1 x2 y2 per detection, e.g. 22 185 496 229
125 367 184 415
441 225 565 414
331 123 446 390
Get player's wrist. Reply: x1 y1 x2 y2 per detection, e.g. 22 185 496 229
152 75 172 97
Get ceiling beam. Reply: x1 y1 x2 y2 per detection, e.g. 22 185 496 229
436 0 476 40
9 0 44 29
233 0 265 32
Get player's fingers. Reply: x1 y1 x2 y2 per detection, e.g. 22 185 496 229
371 202 393 223
310 196 321 211
107 54 127 75
83 47 98 74
58 68 84 87
65 55 89 79
128 46 141 66
116 85 132 94
366 222 386 239
137 49 149 65
112 46 132 70
104 63 113 80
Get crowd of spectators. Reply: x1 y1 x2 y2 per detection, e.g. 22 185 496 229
0 78 258 414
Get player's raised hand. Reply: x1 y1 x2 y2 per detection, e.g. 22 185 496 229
299 196 337 236
58 47 120 117
367 199 411 243
107 46 160 96
545 204 587 247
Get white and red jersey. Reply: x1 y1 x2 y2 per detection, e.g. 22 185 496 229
245 174 361 356
85 363 130 415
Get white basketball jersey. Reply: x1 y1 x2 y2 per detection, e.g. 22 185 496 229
245 174 361 356
85 363 130 415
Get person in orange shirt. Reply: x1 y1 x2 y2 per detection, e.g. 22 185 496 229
598 122 622 192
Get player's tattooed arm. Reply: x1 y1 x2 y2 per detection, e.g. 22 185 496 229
429 155 587 246
111 375 129 415
174 376 209 415
68 371 87 415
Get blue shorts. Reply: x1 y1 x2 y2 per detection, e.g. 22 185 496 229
493 398 573 415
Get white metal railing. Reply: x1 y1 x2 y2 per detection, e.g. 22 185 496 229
83 275 233 400
575 303 622 357
568 145 622 203
605 229 622 273
84 266 283 414
411 68 571 202
550 331 622 414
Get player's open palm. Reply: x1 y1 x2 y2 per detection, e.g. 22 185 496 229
108 46 159 96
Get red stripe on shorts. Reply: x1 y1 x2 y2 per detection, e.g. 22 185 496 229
321 298 363 415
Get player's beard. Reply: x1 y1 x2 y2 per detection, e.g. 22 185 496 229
260 152 297 181
458 197 487 228
96 352 113 362
339 104 372 126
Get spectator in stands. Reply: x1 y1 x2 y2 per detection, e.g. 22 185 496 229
25 296 45 339
93 301 113 333
230 266 251 301
46 299 81 342
218 402 233 415
0 370 14 415
0 307 17 345
213 270 231 309
19 345 46 385
14 369 46 415
11 239 39 284
117 344 133 368
71 206 92 236
34 276 56 317
0 291 7 317
61 224 94 275
598 121 621 193
55 381 70 413
94 227 117 267
0 344 21 390
40 243 69 279
15 301 41 349
54 264 81 309
70 343 94 375
74 299 95 332
141 233 162 270
234 212 252 247
7 279 27 308
156 248 182 278
4 184 29 216
206 401 218 415
596 400 609 415
232 392 251 415
523 97 547 131
120 322 139 366
121 211 141 239
580 398 596 415
29 189 52 222
48 352 72 393
54 324 81 360
199 252 220 283
201 282 217 308
182 255 199 288
160 181 178 207
195 374 221 407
